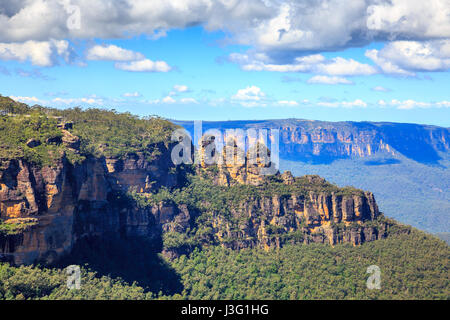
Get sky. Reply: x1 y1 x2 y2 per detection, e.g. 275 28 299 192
0 0 450 126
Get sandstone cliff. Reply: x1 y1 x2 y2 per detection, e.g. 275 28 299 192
0 135 181 265
155 171 384 257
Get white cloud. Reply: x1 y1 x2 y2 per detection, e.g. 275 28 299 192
173 84 189 92
9 95 43 104
317 99 367 108
315 57 377 76
436 101 450 108
229 52 376 76
307 75 353 85
376 99 450 109
389 99 433 110
366 40 450 75
229 52 313 72
277 100 299 106
180 97 198 104
0 0 272 42
365 49 413 76
232 86 265 101
1 0 449 77
372 86 390 92
86 45 145 61
1 0 449 60
52 96 104 105
153 96 197 104
85 44 171 73
144 96 198 105
11 94 105 106
115 59 171 72
230 1 368 53
169 84 190 95
162 96 176 104
366 0 450 40
227 0 450 56
230 86 268 107
0 40 70 66
122 92 142 98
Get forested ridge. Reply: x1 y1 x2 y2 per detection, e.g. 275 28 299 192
1 226 448 300
0 95 176 166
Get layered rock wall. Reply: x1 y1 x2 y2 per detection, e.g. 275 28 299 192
0 141 180 265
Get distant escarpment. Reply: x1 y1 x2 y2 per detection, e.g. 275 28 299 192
175 119 450 164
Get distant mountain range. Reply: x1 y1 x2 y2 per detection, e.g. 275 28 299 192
175 119 450 234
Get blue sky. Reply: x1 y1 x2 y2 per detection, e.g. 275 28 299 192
1 1 449 126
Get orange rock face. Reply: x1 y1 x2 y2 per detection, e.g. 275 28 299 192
0 138 180 265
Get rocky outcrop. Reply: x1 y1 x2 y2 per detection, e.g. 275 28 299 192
207 185 382 251
198 135 274 186
0 138 181 265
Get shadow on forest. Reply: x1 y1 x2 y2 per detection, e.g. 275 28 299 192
52 235 183 295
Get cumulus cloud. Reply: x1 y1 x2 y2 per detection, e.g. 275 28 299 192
436 101 450 108
232 86 265 100
122 92 142 98
146 95 198 104
1 1 449 59
10 95 43 104
233 0 450 56
1 1 450 76
168 85 190 96
307 75 353 85
391 99 431 110
315 57 377 76
365 49 412 76
161 96 176 103
173 84 189 92
231 86 267 107
86 44 145 61
115 59 171 72
317 99 367 108
366 40 450 76
52 95 104 105
379 99 450 110
85 44 171 72
0 0 272 43
229 52 377 77
277 100 299 106
372 86 390 92
0 40 71 66
366 0 450 40
180 97 198 104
